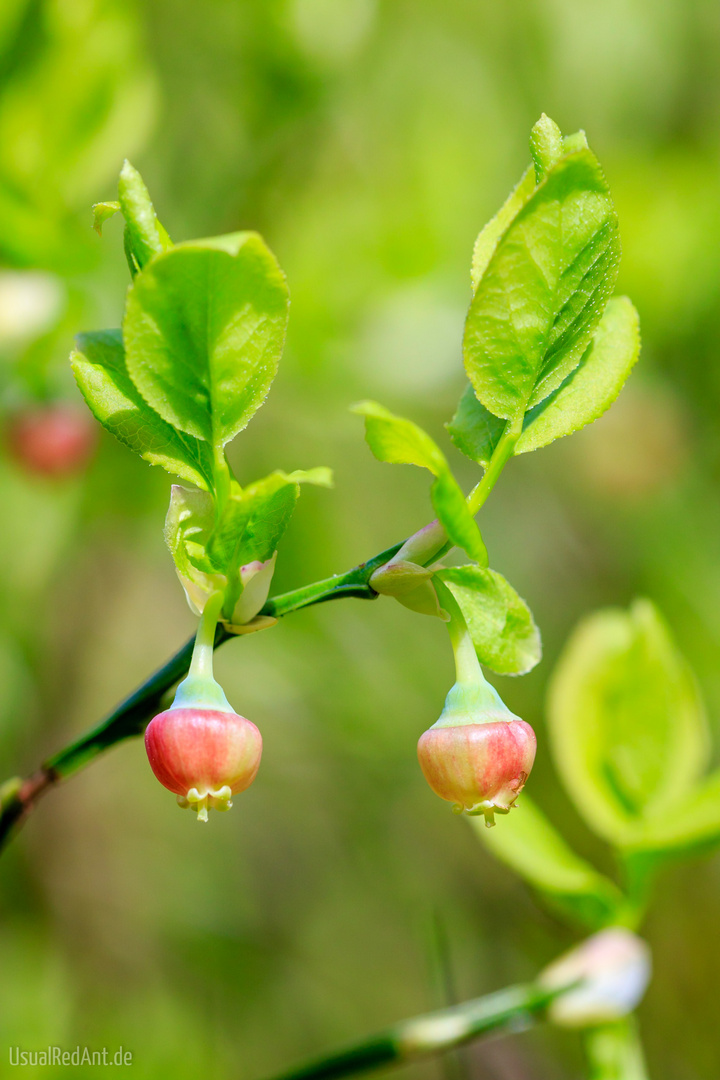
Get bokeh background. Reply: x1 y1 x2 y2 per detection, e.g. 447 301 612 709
1 0 720 1076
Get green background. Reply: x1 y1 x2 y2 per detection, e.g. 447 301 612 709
1 0 719 1076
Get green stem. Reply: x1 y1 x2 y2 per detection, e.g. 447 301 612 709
257 982 565 1080
437 581 483 688
585 1017 649 1080
466 417 522 518
189 590 224 682
213 445 232 523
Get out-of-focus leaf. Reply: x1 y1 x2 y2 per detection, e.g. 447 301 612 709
123 233 289 449
436 565 540 675
71 329 214 490
547 600 709 844
625 770 720 855
464 150 620 422
0 0 157 267
516 297 640 454
352 401 486 562
92 201 121 236
471 796 623 929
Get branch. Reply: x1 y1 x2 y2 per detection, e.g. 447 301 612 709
0 413 519 851
257 982 564 1080
0 543 403 852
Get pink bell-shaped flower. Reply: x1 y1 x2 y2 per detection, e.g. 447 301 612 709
145 592 262 821
417 583 536 826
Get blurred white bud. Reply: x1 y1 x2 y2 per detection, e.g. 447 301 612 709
540 928 651 1028
0 272 65 346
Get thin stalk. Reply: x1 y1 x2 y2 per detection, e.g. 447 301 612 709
257 982 565 1080
189 590 224 682
467 417 522 517
585 1017 649 1080
441 585 483 688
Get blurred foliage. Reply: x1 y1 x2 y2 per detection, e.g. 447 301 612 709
2 1 720 1078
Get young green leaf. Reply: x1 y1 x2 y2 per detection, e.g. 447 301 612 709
529 114 564 183
448 298 640 467
471 796 623 929
92 201 121 236
516 297 640 454
447 384 507 468
123 233 289 450
352 400 487 563
118 160 172 271
435 565 540 675
207 473 299 574
165 485 223 613
71 329 215 490
464 149 620 422
547 600 710 844
471 168 535 293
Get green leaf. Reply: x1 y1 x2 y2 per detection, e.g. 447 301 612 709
530 114 564 183
123 232 290 449
92 201 121 236
165 485 223 613
447 384 507 468
563 130 589 155
625 769 720 855
435 565 540 675
352 401 487 563
71 329 214 490
516 297 641 454
547 600 709 844
118 160 172 270
471 796 623 929
448 298 640 466
464 149 620 422
207 473 301 574
284 467 334 487
471 167 535 293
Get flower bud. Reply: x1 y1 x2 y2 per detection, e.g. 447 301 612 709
418 682 536 826
144 590 263 821
145 707 262 821
417 582 537 828
539 928 651 1028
